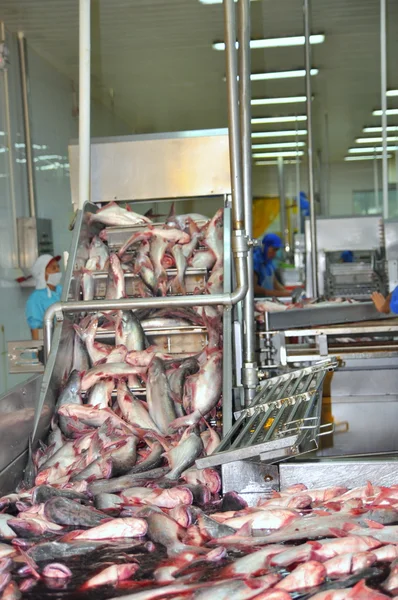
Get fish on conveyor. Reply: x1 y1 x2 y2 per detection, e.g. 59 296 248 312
72 330 90 372
170 349 222 429
105 253 125 300
122 486 193 509
189 248 217 270
117 382 160 433
164 431 204 481
62 517 147 540
115 310 148 352
42 563 72 579
57 404 133 435
32 485 88 505
146 357 176 435
129 441 164 474
88 467 171 496
87 379 114 408
85 235 109 271
74 317 113 365
275 560 326 592
27 540 106 562
203 207 223 264
150 235 169 296
81 269 95 301
43 496 110 527
382 558 398 594
167 357 199 409
181 467 221 494
138 507 204 557
81 563 139 590
170 244 188 295
89 201 152 227
323 551 377 578
80 362 147 391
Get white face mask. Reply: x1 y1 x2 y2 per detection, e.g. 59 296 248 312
47 272 62 287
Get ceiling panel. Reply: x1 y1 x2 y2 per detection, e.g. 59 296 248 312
0 0 397 160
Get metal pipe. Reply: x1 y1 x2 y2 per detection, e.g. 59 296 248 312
1 23 19 266
238 0 258 404
224 0 244 230
295 124 301 234
304 0 319 297
374 151 380 211
43 247 249 358
79 0 91 209
277 157 288 253
17 32 36 218
380 0 388 219
323 112 330 216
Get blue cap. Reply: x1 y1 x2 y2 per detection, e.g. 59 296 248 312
262 233 283 249
390 287 398 314
341 250 354 263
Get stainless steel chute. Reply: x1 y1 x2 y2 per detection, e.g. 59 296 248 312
196 359 337 469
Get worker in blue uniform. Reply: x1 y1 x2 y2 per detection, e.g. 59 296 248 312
340 250 354 263
253 233 290 298
372 288 398 315
26 254 62 340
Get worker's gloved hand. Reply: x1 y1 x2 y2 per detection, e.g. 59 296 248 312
291 287 306 303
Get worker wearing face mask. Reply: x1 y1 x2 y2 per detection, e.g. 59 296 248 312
26 255 62 340
253 233 290 298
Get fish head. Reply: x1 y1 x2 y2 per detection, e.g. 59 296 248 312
42 563 72 579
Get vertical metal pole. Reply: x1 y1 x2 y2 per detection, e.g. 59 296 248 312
79 0 91 210
224 0 244 231
380 0 388 219
1 23 19 266
295 123 301 234
324 112 330 216
374 151 380 212
238 0 258 404
17 32 36 218
277 156 288 252
304 0 318 297
395 150 398 210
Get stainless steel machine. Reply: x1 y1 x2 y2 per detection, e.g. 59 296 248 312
305 216 388 299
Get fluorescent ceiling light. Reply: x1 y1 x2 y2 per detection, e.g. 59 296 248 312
363 126 398 133
213 34 325 51
201 0 260 4
253 151 305 158
387 90 398 97
251 69 318 81
252 141 305 149
255 160 301 166
252 116 307 124
373 109 398 116
252 130 307 138
345 155 392 161
348 146 398 153
356 137 398 144
251 96 307 106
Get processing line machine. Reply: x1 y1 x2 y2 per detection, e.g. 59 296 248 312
2 131 398 504
305 216 388 300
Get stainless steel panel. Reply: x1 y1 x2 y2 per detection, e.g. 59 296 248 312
279 460 398 489
222 461 279 503
0 375 50 473
0 451 30 497
317 399 398 456
265 302 391 331
329 369 398 397
385 218 398 290
307 216 384 253
69 130 231 204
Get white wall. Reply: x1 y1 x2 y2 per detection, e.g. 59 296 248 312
0 31 131 395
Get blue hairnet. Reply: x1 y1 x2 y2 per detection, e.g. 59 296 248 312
262 233 283 249
341 250 354 263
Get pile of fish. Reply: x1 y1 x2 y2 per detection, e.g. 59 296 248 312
80 201 224 299
0 478 398 598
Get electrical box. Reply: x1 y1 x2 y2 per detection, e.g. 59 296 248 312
17 217 54 271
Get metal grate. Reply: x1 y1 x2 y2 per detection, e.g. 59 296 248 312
196 359 337 468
